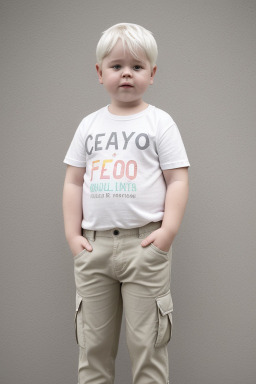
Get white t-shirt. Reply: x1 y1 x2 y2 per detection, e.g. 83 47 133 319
64 104 190 230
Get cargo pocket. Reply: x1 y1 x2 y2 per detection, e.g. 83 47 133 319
74 292 85 348
155 290 173 348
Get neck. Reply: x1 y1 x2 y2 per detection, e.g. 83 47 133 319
108 101 149 116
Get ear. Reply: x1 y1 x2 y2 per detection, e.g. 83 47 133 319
96 64 103 84
150 65 157 85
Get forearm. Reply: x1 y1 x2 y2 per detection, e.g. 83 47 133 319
161 179 189 241
63 182 83 241
141 168 189 251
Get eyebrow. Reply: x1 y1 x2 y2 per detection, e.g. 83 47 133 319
107 59 145 65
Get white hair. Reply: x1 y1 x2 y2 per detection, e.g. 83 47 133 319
96 23 158 70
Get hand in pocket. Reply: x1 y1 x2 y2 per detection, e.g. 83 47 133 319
69 235 93 257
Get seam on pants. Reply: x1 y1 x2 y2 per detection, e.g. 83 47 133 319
118 256 128 273
107 291 122 382
166 254 171 383
113 241 124 279
111 242 119 280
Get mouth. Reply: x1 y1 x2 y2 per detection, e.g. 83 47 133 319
120 84 134 88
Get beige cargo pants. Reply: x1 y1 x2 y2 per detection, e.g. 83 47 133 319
73 221 173 384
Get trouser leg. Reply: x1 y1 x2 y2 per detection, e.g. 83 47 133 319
120 227 173 384
73 236 123 384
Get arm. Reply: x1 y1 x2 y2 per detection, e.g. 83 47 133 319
63 165 92 256
141 167 189 252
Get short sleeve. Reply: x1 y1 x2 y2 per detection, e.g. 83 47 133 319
156 120 190 170
63 119 87 167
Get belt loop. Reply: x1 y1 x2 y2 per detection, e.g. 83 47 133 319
93 230 96 241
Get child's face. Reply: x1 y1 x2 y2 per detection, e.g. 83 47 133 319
96 39 156 108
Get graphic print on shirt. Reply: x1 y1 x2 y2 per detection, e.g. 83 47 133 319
86 130 150 200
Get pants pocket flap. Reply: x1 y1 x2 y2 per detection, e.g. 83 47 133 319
155 290 173 316
76 291 83 312
75 292 85 347
155 290 173 348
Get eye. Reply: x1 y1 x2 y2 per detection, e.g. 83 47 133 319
133 65 142 71
112 65 121 70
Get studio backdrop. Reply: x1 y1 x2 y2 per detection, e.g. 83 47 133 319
1 1 256 384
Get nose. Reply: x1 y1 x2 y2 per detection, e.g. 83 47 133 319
122 66 132 77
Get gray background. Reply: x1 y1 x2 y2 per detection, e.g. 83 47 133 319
1 1 255 383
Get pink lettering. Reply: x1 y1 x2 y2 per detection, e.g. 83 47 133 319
90 159 138 181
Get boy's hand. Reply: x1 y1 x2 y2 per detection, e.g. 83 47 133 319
68 235 93 257
140 227 174 253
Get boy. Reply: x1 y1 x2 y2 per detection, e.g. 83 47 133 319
63 23 190 384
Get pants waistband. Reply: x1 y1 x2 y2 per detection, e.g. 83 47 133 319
83 221 162 241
